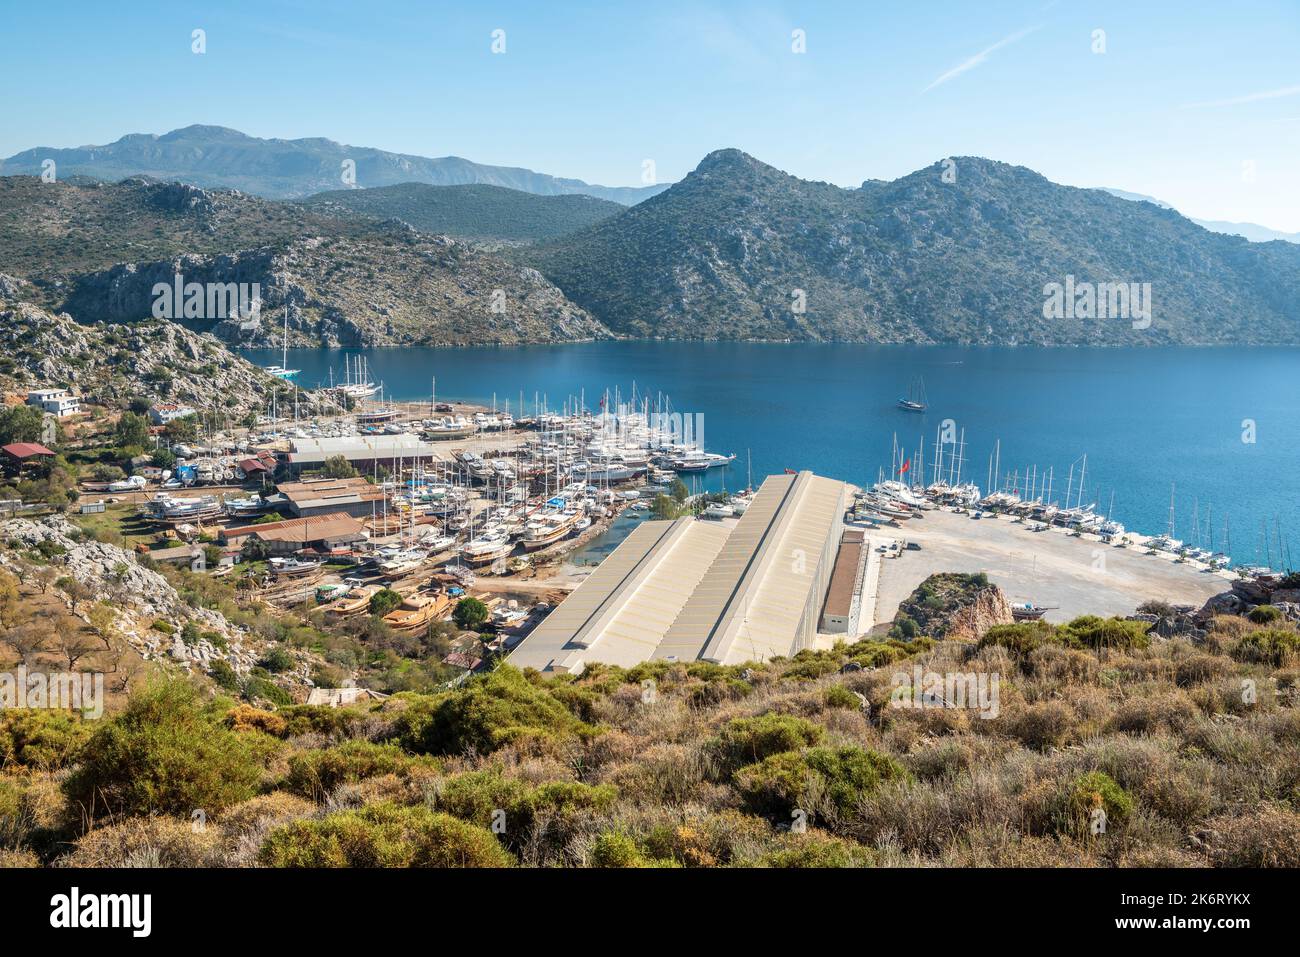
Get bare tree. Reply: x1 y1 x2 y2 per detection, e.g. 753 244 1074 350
7 619 53 666
55 626 100 671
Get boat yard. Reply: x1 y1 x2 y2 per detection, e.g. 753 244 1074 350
508 470 849 673
67 374 1266 679
867 507 1231 628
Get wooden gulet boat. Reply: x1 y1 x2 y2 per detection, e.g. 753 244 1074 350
382 591 452 632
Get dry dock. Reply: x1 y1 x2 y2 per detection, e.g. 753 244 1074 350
869 507 1230 629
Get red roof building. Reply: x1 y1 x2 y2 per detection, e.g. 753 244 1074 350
1 442 55 461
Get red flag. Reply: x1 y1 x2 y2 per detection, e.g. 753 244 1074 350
900 458 911 474
784 468 797 474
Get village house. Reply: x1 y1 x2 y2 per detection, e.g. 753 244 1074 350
148 403 198 426
26 388 81 418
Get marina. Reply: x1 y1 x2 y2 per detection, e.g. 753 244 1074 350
80 343 1290 669
240 342 1300 572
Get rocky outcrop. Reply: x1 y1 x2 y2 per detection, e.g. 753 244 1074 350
892 572 1013 641
0 272 25 300
1199 575 1300 625
61 229 610 348
0 515 311 683
0 299 295 414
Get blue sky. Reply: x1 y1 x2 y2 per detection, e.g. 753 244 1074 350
3 0 1299 229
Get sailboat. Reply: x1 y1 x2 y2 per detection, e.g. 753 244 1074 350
263 299 300 380
898 375 927 412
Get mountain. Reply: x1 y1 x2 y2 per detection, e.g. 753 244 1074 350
60 225 608 349
0 125 667 204
0 281 286 414
0 175 605 348
297 182 624 243
526 150 1300 345
1190 219 1300 244
0 175 359 280
1098 187 1300 244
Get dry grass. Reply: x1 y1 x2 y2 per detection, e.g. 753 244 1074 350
10 612 1300 868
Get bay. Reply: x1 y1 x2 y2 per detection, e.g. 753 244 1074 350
242 342 1299 570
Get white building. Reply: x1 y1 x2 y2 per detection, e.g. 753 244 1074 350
148 403 198 425
26 388 80 418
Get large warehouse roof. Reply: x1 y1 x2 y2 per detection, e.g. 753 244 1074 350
508 471 848 674
277 477 385 512
287 433 442 464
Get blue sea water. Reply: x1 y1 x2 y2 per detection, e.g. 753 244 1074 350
243 342 1300 570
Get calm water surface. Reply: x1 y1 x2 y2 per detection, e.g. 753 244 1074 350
243 342 1300 569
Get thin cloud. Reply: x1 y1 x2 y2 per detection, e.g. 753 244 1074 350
1181 84 1300 109
921 25 1042 94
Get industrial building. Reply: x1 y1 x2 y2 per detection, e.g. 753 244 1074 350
276 477 386 519
508 471 849 674
282 433 444 474
220 512 368 557
820 529 867 634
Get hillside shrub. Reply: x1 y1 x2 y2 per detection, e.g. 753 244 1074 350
258 803 513 867
736 746 908 820
64 679 275 818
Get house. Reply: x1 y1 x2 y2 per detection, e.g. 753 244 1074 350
145 544 206 572
26 388 80 418
148 403 198 426
219 511 368 557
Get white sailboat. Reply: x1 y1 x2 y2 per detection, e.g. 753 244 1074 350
263 299 300 380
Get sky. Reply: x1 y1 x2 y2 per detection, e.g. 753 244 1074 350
2 0 1299 229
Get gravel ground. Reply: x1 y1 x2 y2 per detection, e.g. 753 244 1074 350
871 508 1231 626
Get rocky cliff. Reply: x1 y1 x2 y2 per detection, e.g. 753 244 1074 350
60 228 609 348
0 291 286 414
892 572 1014 642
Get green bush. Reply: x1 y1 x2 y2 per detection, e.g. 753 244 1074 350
258 647 295 673
1248 605 1284 625
0 710 92 772
258 803 513 867
736 746 908 820
208 660 240 692
64 679 276 817
978 620 1054 656
1233 629 1300 667
285 740 438 800
389 666 597 756
277 705 367 740
845 637 931 667
433 769 532 827
1055 615 1150 651
823 685 861 710
758 832 874 867
589 831 661 868
432 770 617 837
369 589 402 617
712 713 824 768
1057 771 1134 837
244 676 292 707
